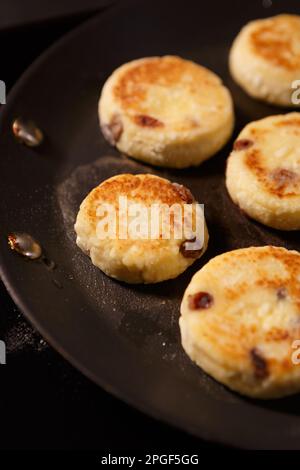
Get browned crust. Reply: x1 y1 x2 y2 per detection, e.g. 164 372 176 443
250 16 300 71
113 56 217 113
238 116 300 197
275 118 300 132
172 183 195 204
114 57 185 108
85 174 196 225
244 149 300 198
221 247 300 312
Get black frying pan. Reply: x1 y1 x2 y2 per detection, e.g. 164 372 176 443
1 0 300 449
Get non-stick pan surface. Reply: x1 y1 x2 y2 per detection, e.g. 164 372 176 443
1 0 300 449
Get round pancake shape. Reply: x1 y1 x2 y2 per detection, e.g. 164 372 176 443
180 246 300 399
98 56 234 168
74 173 208 284
229 14 300 107
226 113 300 231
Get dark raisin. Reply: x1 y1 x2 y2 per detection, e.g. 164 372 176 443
101 115 123 145
134 114 163 127
188 292 214 310
270 168 298 188
277 287 287 300
250 348 268 379
180 237 203 258
233 139 254 151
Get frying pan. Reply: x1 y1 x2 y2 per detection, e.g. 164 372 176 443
1 0 300 449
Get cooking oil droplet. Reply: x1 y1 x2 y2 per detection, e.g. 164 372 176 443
12 118 44 147
8 232 42 259
8 233 63 290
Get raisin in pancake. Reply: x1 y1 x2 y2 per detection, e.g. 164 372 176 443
75 174 208 283
99 56 234 168
230 14 300 107
226 113 300 230
180 246 300 399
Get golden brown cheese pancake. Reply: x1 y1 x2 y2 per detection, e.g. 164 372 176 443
230 14 300 106
226 113 300 230
75 173 208 283
99 56 234 168
180 246 300 399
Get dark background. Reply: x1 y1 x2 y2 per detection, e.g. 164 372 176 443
0 1 215 450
